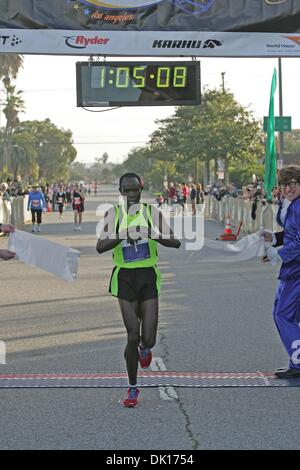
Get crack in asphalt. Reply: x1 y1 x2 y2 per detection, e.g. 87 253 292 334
158 333 201 450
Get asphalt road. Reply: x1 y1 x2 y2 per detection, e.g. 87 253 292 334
0 185 299 450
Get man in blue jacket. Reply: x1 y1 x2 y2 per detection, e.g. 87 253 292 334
264 166 300 378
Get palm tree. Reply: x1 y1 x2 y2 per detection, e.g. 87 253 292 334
0 55 23 80
2 84 25 133
0 55 25 175
1 84 25 175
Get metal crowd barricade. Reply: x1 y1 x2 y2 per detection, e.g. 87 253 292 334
204 195 281 234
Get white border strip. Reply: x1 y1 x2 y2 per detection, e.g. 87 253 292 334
0 30 300 56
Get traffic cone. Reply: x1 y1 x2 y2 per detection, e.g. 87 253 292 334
217 214 234 241
224 214 232 235
217 217 243 241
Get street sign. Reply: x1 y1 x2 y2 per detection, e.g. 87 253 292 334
277 159 284 170
263 116 292 132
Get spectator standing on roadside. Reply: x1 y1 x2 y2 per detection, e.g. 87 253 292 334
190 184 197 216
156 194 164 208
0 183 11 202
182 182 189 212
6 178 12 196
167 183 176 210
10 176 23 197
175 184 184 213
196 183 204 205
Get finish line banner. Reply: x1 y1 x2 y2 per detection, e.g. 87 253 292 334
1 0 300 56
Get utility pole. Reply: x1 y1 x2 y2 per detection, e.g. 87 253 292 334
221 72 225 92
278 58 284 167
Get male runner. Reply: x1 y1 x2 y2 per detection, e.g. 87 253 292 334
96 172 181 407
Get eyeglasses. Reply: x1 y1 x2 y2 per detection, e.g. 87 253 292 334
279 180 298 190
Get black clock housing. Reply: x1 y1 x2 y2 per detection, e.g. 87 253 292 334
76 61 201 107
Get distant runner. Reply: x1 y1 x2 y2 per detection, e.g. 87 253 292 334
72 183 85 231
56 185 66 219
27 183 46 233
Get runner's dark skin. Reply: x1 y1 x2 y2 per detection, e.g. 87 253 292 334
96 175 180 388
96 176 180 253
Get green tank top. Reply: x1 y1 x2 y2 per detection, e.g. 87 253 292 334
113 203 158 268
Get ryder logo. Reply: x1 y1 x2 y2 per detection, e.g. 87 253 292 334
65 35 110 49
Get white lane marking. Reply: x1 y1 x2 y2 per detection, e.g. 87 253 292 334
151 357 178 401
256 370 270 386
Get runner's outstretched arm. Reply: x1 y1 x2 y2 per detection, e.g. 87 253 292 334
150 205 181 249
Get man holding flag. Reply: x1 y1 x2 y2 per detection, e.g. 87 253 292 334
264 166 300 378
262 69 300 377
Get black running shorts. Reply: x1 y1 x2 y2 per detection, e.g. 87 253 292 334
109 266 161 303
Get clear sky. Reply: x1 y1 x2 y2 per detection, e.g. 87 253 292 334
6 55 300 165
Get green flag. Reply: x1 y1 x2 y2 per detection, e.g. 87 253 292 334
264 68 277 201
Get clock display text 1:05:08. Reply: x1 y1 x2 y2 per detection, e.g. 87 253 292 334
93 65 188 89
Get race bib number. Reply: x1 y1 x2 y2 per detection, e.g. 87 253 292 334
122 240 150 263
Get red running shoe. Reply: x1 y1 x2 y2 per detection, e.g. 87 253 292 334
121 387 139 408
138 346 152 369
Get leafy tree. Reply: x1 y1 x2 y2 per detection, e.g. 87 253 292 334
228 163 264 187
151 88 264 184
112 163 126 180
101 167 113 182
282 129 300 154
122 146 154 180
89 159 104 181
69 161 87 182
102 152 109 164
148 160 177 190
15 119 77 182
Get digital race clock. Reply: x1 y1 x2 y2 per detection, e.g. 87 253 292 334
76 61 201 107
